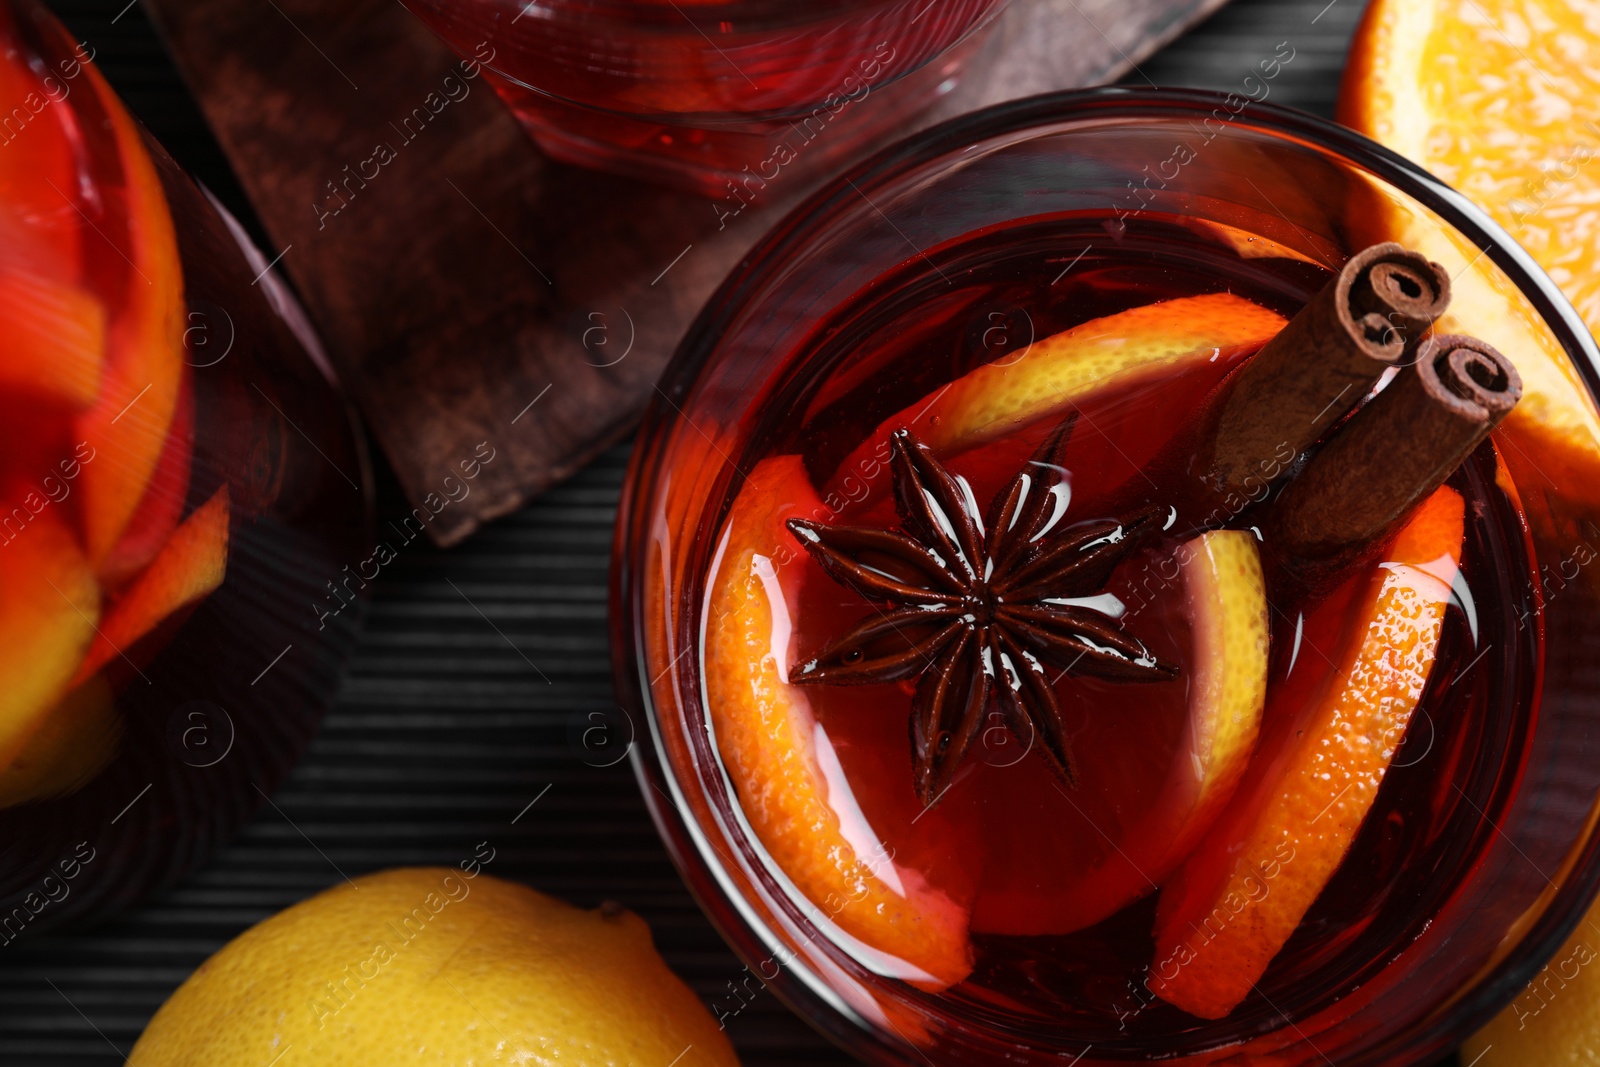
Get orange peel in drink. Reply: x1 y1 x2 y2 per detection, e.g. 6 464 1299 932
703 454 974 988
1151 486 1465 1019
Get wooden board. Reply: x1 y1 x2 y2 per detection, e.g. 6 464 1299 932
141 0 1228 545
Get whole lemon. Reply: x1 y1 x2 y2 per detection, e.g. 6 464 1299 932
132 867 740 1067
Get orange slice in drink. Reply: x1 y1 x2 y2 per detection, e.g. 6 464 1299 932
1151 486 1465 1019
73 60 185 565
0 266 105 409
73 485 229 687
1178 220 1323 266
1176 532 1272 834
0 31 83 286
0 675 119 808
831 293 1286 491
1341 0 1600 523
971 530 1268 935
97 368 194 588
0 511 101 766
703 455 973 989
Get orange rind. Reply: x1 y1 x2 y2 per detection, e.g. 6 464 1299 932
971 530 1268 936
1151 486 1465 1019
72 60 185 565
703 454 973 988
832 293 1286 490
73 485 229 688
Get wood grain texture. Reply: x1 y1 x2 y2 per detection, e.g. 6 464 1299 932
140 0 1227 545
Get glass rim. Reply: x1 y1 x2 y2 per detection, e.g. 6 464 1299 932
424 0 920 31
614 85 1600 1065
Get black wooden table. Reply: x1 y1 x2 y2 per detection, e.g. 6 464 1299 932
0 1 1463 1064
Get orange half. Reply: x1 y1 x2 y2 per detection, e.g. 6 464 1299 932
1341 0 1600 523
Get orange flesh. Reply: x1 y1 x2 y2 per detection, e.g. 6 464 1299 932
1341 0 1600 522
1151 486 1466 1019
1343 0 1600 331
1003 531 1271 935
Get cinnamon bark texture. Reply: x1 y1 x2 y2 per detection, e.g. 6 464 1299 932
1197 242 1450 497
1267 334 1521 567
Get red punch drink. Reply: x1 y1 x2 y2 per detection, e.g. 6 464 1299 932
616 95 1600 1065
0 0 367 931
399 0 1006 193
694 214 1534 1047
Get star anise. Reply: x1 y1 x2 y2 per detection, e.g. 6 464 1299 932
787 419 1177 806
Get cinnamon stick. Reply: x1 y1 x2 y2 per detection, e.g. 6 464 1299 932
1266 334 1521 566
1198 242 1451 497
